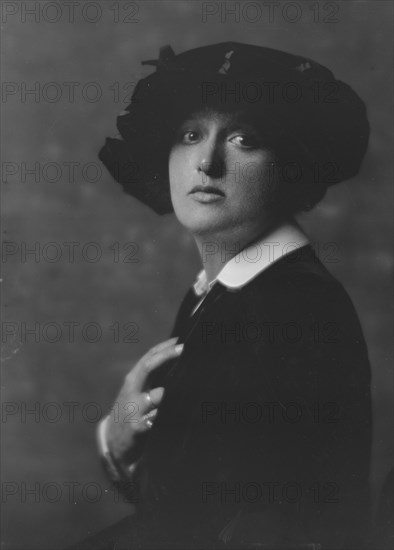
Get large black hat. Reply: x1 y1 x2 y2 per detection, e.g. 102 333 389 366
99 42 370 214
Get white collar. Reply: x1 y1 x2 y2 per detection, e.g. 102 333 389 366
192 220 309 297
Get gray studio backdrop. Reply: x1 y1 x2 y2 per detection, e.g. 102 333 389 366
1 1 393 549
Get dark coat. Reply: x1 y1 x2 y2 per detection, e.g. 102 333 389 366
135 244 372 548
72 245 372 550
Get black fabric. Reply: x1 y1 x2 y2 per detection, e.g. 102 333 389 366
70 246 371 549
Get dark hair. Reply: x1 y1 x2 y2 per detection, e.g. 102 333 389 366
273 139 329 214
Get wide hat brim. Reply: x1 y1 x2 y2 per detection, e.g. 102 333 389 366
99 42 370 215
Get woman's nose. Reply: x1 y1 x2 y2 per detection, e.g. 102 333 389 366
197 139 225 180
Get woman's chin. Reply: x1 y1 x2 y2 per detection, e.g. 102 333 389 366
176 210 229 236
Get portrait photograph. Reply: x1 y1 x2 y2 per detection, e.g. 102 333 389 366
1 1 393 549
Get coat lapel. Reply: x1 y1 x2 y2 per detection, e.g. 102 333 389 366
165 282 228 380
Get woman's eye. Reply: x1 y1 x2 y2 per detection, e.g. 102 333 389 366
230 134 259 148
180 130 200 143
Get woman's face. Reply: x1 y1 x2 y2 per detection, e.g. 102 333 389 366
168 108 280 239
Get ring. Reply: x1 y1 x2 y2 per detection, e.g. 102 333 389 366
144 409 156 419
146 418 153 429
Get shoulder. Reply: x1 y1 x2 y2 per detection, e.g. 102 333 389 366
231 246 370 374
234 246 370 385
241 245 360 325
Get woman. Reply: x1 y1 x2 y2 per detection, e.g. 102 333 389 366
73 43 372 549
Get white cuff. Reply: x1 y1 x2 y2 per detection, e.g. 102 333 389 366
97 415 111 456
97 415 140 482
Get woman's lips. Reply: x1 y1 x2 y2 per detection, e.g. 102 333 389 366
189 185 225 203
190 191 225 203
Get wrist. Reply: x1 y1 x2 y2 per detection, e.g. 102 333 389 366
97 415 140 482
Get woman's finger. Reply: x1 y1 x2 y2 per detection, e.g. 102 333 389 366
123 339 180 387
134 343 184 389
147 337 179 357
138 387 164 415
148 386 165 407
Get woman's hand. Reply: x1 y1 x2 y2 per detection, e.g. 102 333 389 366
105 337 183 469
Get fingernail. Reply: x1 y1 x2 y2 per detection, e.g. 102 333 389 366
175 344 184 354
